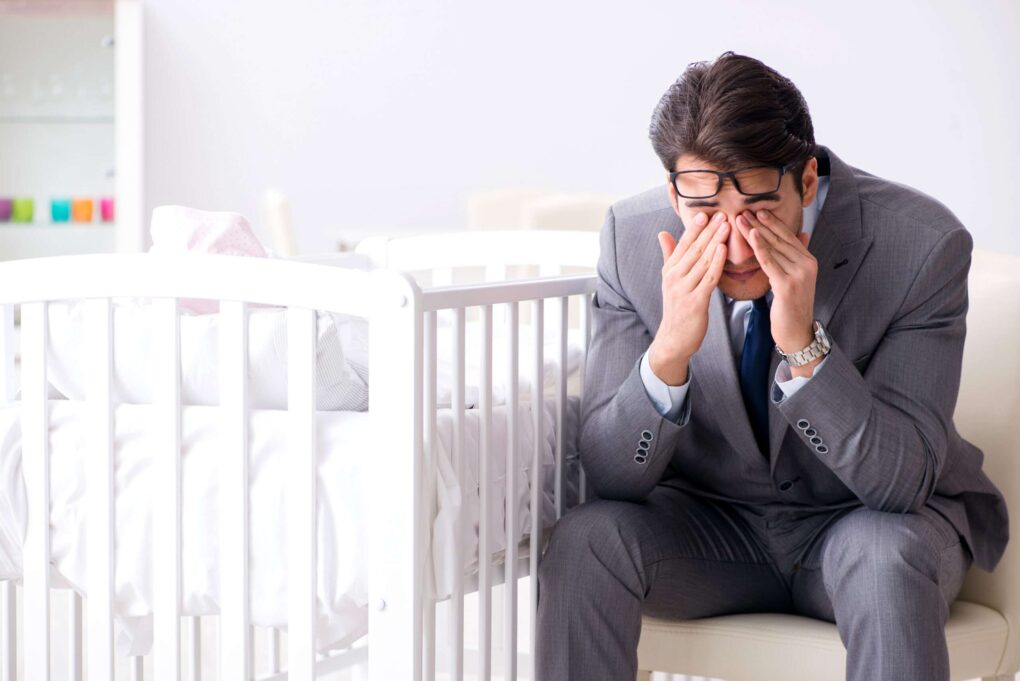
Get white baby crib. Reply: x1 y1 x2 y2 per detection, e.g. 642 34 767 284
0 229 600 681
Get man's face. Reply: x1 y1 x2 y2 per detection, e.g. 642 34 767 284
668 154 819 301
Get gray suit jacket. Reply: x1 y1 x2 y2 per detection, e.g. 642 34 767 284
579 146 1008 572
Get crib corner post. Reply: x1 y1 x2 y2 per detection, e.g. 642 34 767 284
367 270 424 681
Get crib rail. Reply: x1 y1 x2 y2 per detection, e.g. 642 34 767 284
411 276 595 681
0 253 597 681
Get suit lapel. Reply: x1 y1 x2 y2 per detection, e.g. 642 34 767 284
690 288 761 459
768 147 874 471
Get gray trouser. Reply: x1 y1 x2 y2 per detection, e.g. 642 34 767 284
535 484 972 681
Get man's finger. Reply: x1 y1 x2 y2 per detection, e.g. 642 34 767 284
739 213 797 265
673 215 730 273
748 226 790 277
666 211 719 270
694 243 727 296
754 209 805 252
684 219 731 289
658 230 677 264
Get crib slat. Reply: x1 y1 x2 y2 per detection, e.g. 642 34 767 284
477 305 493 681
130 656 144 681
0 305 13 403
185 618 200 681
450 307 466 681
154 298 182 681
503 301 518 681
287 307 317 681
422 311 437 681
579 293 591 504
221 300 251 680
1 583 13 681
367 273 423 681
529 299 544 681
85 298 115 681
68 593 83 681
0 307 11 671
268 628 281 673
555 296 568 520
22 302 51 680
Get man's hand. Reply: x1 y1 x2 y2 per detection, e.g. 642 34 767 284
735 208 820 376
649 211 730 385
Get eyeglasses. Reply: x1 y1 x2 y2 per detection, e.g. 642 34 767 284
669 163 794 199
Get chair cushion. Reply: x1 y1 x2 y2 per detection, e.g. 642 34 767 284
637 600 1007 681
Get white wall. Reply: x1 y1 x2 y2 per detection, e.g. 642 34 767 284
143 0 1020 256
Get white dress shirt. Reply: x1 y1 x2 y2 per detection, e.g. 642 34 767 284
640 175 831 422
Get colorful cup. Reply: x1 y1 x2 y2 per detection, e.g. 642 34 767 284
71 198 93 223
12 198 34 223
0 198 12 222
100 196 115 222
51 198 71 223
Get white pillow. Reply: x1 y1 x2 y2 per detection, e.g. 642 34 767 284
45 300 368 411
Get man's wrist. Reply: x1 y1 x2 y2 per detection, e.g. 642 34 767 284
789 353 825 379
648 345 690 386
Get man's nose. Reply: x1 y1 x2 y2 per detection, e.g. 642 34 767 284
724 211 755 265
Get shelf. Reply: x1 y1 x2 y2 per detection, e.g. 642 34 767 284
0 223 116 229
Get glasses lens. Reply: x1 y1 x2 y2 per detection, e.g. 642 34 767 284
733 167 782 195
674 171 721 198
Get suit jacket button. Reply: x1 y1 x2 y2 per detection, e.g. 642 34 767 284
809 436 823 445
797 419 810 430
641 429 653 440
779 480 795 492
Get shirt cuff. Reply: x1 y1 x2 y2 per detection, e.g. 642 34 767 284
774 353 829 400
639 350 690 422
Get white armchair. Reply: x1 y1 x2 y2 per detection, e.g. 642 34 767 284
636 248 1020 681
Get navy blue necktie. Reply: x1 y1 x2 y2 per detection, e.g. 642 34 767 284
739 296 774 456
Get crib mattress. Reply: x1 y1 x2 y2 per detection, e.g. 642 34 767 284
0 396 580 656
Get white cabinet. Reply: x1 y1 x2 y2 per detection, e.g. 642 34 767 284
0 0 143 260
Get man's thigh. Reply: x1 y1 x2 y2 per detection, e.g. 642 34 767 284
790 503 973 622
547 483 792 620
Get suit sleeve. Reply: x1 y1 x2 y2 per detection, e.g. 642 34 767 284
773 227 973 513
579 207 693 502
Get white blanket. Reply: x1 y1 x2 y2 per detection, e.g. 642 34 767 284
0 397 580 656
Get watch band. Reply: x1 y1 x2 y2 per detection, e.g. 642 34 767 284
776 320 832 367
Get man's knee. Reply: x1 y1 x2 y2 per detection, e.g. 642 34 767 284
539 500 643 593
822 509 948 604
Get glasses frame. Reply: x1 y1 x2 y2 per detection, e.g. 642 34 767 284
669 163 796 199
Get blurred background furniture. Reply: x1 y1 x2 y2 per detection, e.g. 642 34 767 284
0 0 143 259
466 188 613 233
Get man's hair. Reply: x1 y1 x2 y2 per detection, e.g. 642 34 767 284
649 52 817 194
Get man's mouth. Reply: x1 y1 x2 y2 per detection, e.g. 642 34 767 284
724 267 760 281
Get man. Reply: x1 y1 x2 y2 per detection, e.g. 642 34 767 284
536 52 1008 681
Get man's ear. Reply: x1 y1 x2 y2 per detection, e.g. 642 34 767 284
800 157 819 208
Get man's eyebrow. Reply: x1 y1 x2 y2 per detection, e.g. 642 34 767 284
743 193 780 205
683 194 781 209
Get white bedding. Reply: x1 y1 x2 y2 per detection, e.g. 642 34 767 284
0 396 580 656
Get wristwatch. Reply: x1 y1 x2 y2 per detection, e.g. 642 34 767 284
776 320 832 367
